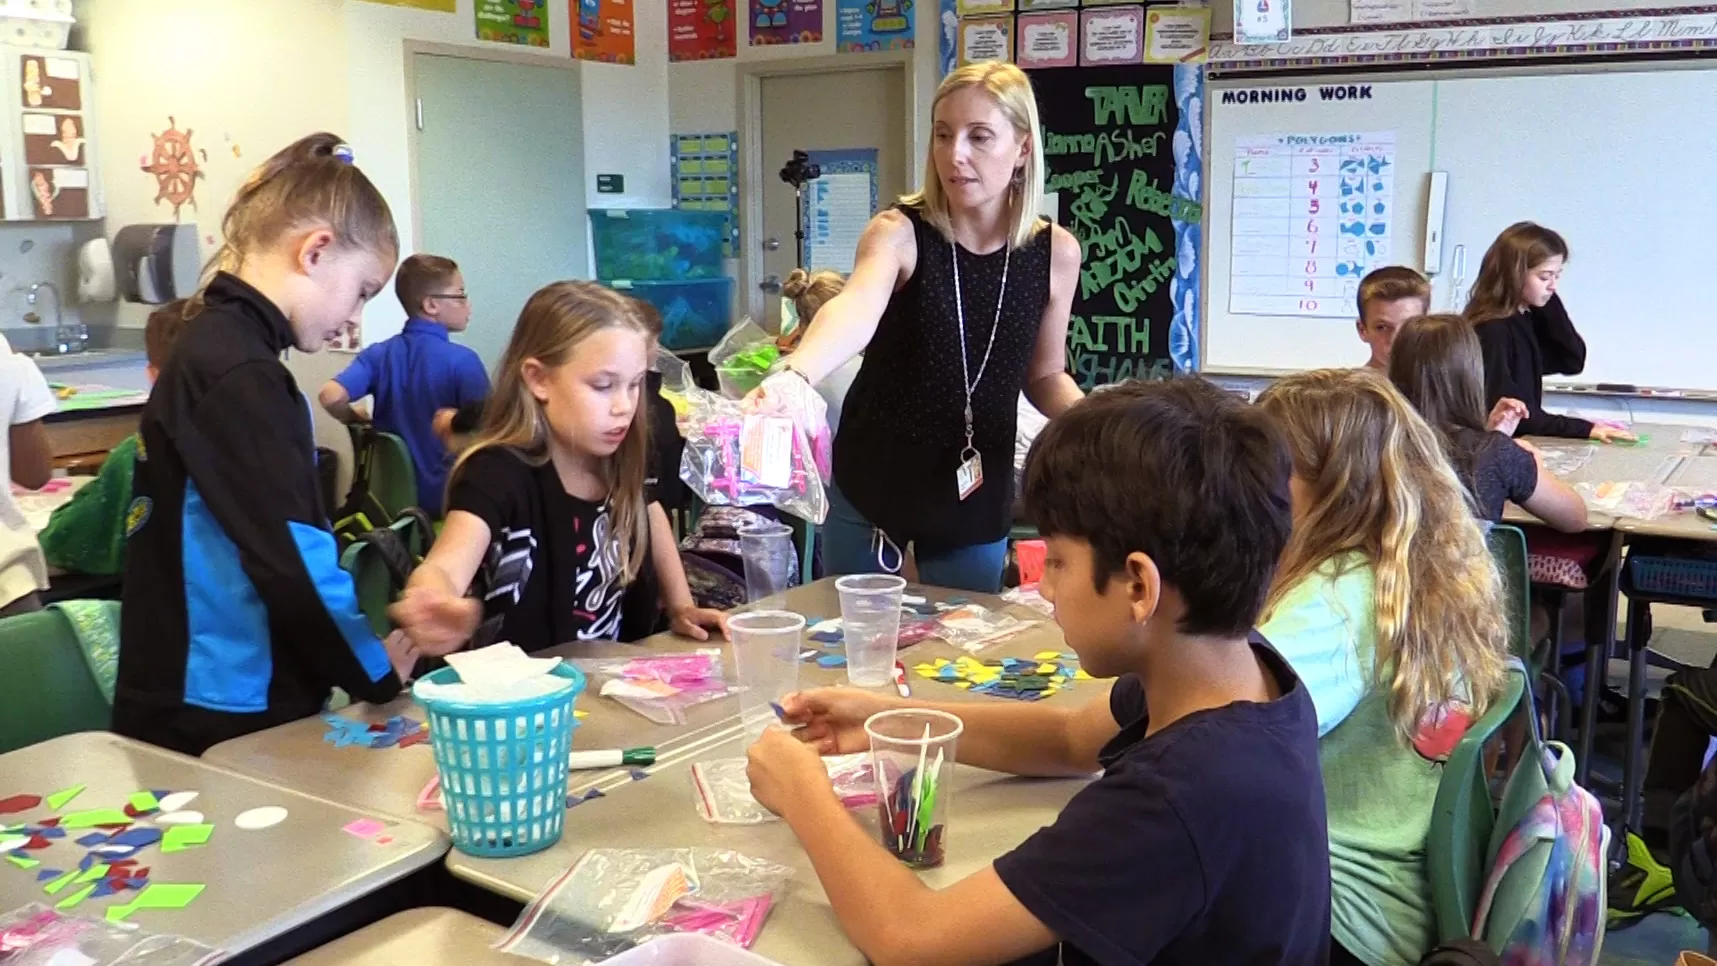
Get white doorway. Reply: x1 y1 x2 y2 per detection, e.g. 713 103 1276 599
740 56 918 327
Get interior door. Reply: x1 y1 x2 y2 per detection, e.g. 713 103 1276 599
413 54 587 370
758 67 906 329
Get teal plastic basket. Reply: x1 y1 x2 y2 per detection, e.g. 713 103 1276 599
413 663 586 858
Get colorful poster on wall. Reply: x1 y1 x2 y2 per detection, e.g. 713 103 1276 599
672 132 740 257
573 0 635 63
959 16 1013 63
670 0 738 59
1235 0 1291 44
1020 0 1078 9
803 149 878 275
1016 12 1078 68
1030 63 1205 382
750 0 822 44
1081 5 1143 65
1229 132 1396 318
956 0 1012 12
938 0 958 75
1144 5 1210 63
477 0 550 46
835 0 914 52
356 0 456 10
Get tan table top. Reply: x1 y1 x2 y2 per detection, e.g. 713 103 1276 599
0 732 447 956
442 581 1097 966
283 908 528 965
1503 423 1703 532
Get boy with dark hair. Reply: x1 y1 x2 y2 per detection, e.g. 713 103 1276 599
319 253 487 516
745 377 1332 966
40 299 194 576
1356 265 1432 371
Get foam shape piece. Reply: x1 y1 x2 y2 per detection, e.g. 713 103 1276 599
43 786 84 810
35 868 61 881
160 824 213 853
0 794 41 814
55 883 96 910
0 834 29 853
153 810 204 826
341 819 385 840
6 853 38 869
127 792 160 813
105 882 205 922
107 827 162 849
233 807 287 830
61 809 131 828
155 791 198 813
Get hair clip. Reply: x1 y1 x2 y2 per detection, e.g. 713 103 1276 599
332 143 355 165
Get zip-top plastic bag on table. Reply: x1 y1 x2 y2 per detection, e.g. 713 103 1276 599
569 650 736 726
690 753 881 825
678 374 830 525
494 848 795 964
0 904 222 966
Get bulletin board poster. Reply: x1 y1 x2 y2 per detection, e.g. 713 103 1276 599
672 131 741 257
802 149 878 274
959 16 1013 63
357 0 456 9
1019 0 1079 9
938 0 959 75
573 0 635 64
1235 0 1291 44
1017 12 1078 68
669 0 738 59
751 0 822 45
956 0 1012 13
835 0 915 52
477 0 550 46
1030 63 1206 384
1080 5 1144 65
1229 132 1396 318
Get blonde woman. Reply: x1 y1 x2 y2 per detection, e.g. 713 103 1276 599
389 282 725 658
1255 368 1510 966
753 62 1083 593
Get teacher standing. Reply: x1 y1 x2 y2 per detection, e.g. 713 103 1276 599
757 62 1083 593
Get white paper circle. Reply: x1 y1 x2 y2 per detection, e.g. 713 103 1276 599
156 791 199 813
233 806 288 830
153 810 204 826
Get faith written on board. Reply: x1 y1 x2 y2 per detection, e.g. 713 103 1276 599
1034 68 1200 388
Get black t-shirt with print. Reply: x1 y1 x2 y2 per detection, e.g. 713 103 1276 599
447 447 659 652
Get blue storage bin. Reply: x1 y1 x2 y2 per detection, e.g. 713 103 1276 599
413 663 586 858
590 208 728 282
617 277 734 351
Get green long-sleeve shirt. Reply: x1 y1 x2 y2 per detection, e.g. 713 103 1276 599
39 434 138 576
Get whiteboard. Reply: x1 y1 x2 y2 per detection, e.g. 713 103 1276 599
1202 64 1717 392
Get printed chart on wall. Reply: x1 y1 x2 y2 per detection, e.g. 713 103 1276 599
835 0 914 52
670 0 739 59
802 149 877 275
1029 64 1205 385
1229 132 1395 318
20 54 89 221
751 0 821 45
477 0 550 46
574 0 635 63
672 132 740 257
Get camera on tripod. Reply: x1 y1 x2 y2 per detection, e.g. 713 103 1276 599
779 150 821 189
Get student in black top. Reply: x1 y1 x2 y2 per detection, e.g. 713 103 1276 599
746 378 1331 966
1390 313 1588 531
387 282 724 657
115 133 414 755
1466 222 1634 443
750 63 1084 594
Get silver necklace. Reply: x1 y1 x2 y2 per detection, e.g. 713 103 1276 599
951 237 1009 483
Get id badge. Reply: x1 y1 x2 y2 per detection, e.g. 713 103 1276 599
956 448 984 501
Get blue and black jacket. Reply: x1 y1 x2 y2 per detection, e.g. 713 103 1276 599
115 273 401 755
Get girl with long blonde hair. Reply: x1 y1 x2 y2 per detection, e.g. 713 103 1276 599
390 281 724 657
749 62 1084 593
1255 367 1509 966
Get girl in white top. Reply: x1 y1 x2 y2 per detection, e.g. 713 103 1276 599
0 344 58 614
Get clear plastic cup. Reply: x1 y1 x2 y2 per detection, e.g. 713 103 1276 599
739 521 796 603
729 610 804 739
865 708 962 869
836 574 906 688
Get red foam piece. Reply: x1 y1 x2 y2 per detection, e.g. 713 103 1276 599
132 867 149 879
397 730 429 749
368 723 387 732
0 794 40 814
94 822 130 830
36 817 59 827
22 834 50 850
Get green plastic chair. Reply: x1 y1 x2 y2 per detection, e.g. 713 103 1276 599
341 426 420 528
0 608 111 754
1485 524 1532 665
338 514 434 637
1427 663 1528 944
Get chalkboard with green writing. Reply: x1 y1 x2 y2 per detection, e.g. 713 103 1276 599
1029 64 1204 388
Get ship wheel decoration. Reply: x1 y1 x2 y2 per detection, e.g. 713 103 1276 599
141 116 203 219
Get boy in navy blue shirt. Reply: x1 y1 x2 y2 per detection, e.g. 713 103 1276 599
746 378 1332 966
319 253 488 516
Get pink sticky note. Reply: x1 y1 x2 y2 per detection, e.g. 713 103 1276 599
342 819 386 840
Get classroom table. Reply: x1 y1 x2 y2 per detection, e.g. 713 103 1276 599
283 907 528 965
204 637 750 829
442 580 1096 966
0 732 448 958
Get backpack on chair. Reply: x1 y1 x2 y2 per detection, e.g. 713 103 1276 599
339 508 437 637
1470 683 1607 965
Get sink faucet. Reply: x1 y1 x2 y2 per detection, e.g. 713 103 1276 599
24 282 81 354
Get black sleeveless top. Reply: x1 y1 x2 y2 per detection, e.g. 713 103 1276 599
833 205 1053 553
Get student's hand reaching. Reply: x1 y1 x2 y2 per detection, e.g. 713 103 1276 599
387 586 481 657
668 603 729 642
746 725 838 818
775 688 900 756
383 629 419 683
1487 397 1529 436
1590 424 1637 444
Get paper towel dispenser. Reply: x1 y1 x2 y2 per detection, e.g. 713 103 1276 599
112 223 200 304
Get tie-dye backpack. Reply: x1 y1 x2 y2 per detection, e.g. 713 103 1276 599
1470 708 1606 966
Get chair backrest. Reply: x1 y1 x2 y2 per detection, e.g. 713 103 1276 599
339 512 434 637
1428 665 1529 943
0 608 111 755
365 429 420 522
1485 524 1532 665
